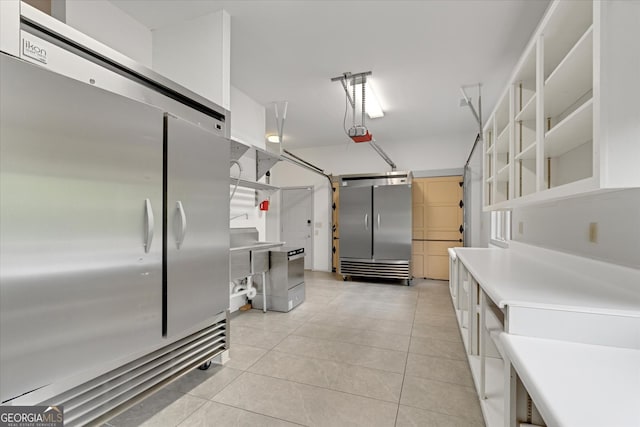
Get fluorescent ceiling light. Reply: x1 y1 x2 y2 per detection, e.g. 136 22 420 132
348 81 384 119
267 135 280 143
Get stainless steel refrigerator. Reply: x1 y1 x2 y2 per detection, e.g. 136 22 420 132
338 172 413 284
1 4 229 424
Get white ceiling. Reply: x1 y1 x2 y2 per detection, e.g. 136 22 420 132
111 0 550 151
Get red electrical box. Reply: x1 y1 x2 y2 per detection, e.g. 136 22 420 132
351 131 373 143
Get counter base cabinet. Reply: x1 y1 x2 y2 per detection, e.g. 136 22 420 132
483 0 640 210
450 259 507 427
449 244 640 427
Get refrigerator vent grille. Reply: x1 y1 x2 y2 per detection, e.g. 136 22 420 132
340 260 410 280
40 319 228 426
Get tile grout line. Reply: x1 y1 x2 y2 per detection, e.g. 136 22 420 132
394 284 420 426
242 370 402 407
263 341 405 375
222 308 310 400
398 401 485 425
171 397 209 427
280 331 410 356
288 330 411 353
201 401 309 427
399 283 485 426
260 348 407 383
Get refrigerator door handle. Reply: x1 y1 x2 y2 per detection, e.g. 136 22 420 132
364 213 369 230
377 213 381 229
175 201 187 249
144 199 154 253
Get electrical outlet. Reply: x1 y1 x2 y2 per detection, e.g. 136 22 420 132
518 221 524 234
589 222 598 243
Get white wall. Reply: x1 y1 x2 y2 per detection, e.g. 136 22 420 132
229 85 267 240
65 0 152 67
270 132 475 271
228 86 268 311
230 86 266 148
269 162 332 272
465 141 490 248
152 10 230 109
512 189 640 269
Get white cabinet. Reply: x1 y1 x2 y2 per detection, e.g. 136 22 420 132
483 0 640 210
449 243 640 426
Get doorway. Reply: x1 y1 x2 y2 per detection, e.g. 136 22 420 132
280 187 314 269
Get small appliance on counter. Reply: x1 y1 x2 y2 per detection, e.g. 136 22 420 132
254 247 305 312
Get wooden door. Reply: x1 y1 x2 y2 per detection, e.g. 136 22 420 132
412 176 463 280
331 181 340 272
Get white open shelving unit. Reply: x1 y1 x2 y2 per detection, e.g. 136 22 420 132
482 0 640 210
230 140 281 205
449 242 640 427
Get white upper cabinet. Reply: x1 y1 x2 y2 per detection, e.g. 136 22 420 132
483 0 640 210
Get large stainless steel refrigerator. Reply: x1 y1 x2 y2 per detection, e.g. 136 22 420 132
1 3 229 425
338 172 413 284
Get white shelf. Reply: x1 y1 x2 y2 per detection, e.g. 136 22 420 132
483 198 513 212
485 309 505 357
515 93 536 122
230 139 251 161
502 334 640 427
255 147 282 180
485 308 503 335
542 0 593 78
544 98 593 157
513 44 537 84
515 142 536 160
460 316 470 352
496 164 510 182
488 330 505 358
495 124 510 154
483 1 640 209
545 26 593 118
495 95 510 132
469 356 505 427
456 309 469 332
484 177 596 211
232 178 279 192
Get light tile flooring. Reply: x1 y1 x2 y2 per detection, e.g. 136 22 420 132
107 272 484 427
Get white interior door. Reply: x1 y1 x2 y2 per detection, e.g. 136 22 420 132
281 187 313 269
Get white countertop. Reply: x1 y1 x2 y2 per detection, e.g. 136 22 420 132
501 333 640 427
454 246 640 316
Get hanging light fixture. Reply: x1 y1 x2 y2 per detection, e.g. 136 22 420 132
348 80 384 118
265 101 288 148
